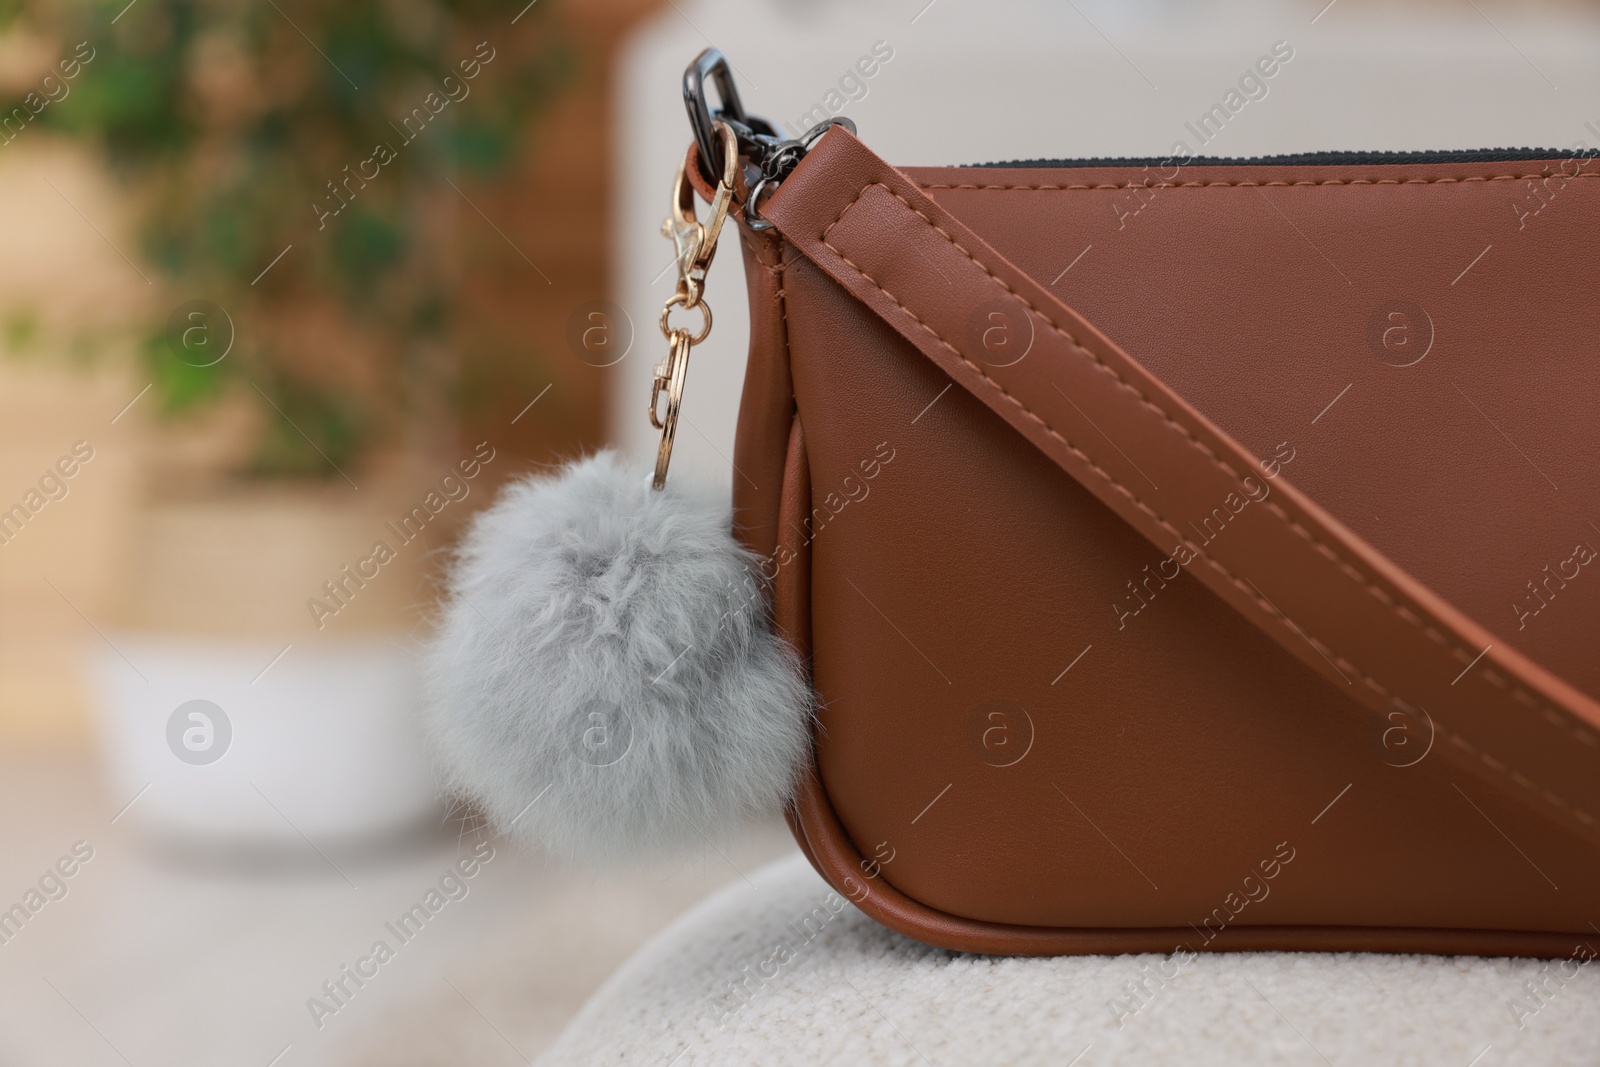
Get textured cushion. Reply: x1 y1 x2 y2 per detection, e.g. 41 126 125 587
534 852 1600 1065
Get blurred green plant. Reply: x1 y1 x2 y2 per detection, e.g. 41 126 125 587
2 0 571 477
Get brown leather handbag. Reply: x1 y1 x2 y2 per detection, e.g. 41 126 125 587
685 51 1600 958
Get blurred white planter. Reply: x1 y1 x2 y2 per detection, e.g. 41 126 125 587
83 482 459 856
91 634 441 853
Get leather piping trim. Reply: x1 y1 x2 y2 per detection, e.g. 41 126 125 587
772 411 813 662
774 412 823 875
794 756 1598 958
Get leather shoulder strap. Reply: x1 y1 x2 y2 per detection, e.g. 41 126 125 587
762 128 1600 849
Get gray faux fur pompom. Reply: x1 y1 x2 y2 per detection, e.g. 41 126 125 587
423 451 812 859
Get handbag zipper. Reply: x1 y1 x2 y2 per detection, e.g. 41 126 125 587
682 51 1595 219
965 147 1598 168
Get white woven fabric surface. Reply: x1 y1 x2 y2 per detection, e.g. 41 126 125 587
534 851 1599 1066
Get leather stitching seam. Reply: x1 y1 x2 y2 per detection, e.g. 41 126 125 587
811 180 1596 829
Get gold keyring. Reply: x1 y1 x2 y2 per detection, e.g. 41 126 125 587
659 292 712 346
652 330 694 490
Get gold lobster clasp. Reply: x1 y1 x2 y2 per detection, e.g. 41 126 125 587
661 121 736 309
651 120 737 490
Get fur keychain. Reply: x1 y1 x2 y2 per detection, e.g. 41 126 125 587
423 125 812 858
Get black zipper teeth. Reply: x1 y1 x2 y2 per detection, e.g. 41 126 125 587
965 147 1596 169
